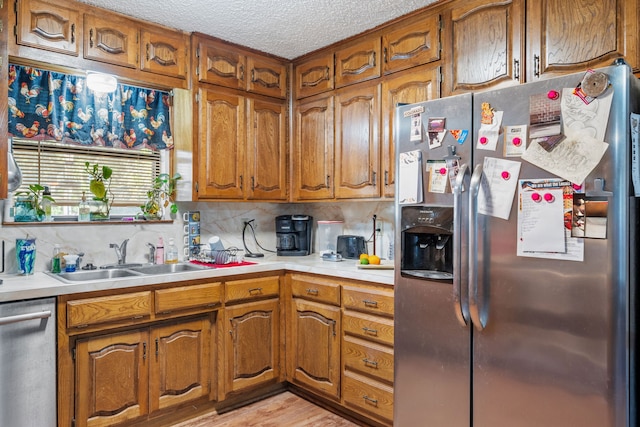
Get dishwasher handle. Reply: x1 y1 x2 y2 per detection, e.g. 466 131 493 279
0 310 52 326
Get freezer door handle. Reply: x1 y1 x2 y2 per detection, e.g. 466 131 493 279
469 163 487 331
453 163 470 326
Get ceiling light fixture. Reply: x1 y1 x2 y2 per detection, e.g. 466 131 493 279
86 71 118 93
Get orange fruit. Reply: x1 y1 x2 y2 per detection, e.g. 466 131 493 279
368 255 381 265
359 253 369 260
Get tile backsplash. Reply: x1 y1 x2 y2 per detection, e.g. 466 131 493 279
0 200 394 274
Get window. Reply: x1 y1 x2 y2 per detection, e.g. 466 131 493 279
12 139 162 218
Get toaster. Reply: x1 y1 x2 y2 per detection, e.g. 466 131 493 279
336 235 367 259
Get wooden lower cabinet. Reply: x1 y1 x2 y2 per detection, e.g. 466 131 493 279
288 298 341 399
74 316 212 427
222 298 280 397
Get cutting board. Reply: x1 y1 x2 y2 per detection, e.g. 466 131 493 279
356 261 394 270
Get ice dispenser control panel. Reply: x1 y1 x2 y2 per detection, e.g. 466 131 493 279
400 206 454 281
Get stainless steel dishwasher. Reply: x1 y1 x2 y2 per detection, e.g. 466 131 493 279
0 297 56 426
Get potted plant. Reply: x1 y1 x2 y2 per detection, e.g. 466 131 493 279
140 172 181 220
84 161 113 220
14 184 55 222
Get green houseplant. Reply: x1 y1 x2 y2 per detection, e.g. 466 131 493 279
84 161 113 220
140 172 182 220
14 184 55 222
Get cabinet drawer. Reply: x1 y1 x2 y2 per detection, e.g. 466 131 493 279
343 372 393 423
343 336 394 383
67 291 152 328
225 276 280 302
290 274 340 306
343 311 394 346
342 286 394 317
155 282 222 314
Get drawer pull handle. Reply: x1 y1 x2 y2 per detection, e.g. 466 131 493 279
362 326 378 335
362 358 378 368
362 299 378 307
363 395 378 405
248 287 263 294
132 315 144 320
306 288 319 295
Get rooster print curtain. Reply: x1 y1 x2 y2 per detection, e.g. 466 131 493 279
8 64 173 150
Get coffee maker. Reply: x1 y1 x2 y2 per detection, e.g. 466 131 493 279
276 215 313 256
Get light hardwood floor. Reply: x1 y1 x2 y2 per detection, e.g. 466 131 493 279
172 392 364 427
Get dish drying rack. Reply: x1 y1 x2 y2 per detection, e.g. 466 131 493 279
189 245 243 265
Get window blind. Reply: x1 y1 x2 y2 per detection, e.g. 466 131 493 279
12 139 160 207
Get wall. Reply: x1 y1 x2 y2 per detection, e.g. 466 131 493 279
0 200 394 274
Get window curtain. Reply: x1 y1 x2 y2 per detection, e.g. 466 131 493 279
8 64 173 150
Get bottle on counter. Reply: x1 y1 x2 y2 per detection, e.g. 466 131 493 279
78 191 90 222
51 244 61 273
165 238 178 264
42 186 53 222
155 237 165 265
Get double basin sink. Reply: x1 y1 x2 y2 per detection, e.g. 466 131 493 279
48 263 211 283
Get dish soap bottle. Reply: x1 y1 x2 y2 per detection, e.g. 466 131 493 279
51 244 61 273
42 186 53 222
165 238 179 264
155 237 165 265
78 191 90 222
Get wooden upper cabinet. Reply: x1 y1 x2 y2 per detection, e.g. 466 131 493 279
15 0 80 56
247 97 288 200
197 39 247 90
334 82 380 199
293 94 335 201
445 0 524 94
196 88 246 199
526 0 638 79
382 11 441 75
83 13 139 68
247 55 287 98
381 64 441 198
140 28 189 79
294 52 335 99
335 37 381 88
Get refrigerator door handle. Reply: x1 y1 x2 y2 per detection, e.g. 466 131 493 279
469 163 486 331
453 163 471 326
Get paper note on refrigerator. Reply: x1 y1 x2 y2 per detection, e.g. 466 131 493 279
477 157 521 220
516 179 584 261
398 150 423 204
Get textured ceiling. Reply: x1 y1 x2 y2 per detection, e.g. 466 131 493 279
75 0 440 59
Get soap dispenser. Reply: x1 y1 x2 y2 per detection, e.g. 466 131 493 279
155 237 165 265
165 238 178 264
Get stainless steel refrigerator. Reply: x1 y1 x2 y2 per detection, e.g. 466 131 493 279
393 63 638 427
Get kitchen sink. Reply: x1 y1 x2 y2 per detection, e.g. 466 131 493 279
128 263 210 275
48 268 143 283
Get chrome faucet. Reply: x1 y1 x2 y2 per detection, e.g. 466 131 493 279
146 242 156 264
109 239 129 265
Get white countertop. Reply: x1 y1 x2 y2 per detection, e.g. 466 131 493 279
0 255 395 302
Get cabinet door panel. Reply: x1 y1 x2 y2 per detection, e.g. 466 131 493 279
75 330 149 427
294 53 334 99
334 83 380 199
196 88 245 199
247 98 287 200
290 299 341 399
293 94 335 200
224 299 280 395
335 37 381 88
140 29 188 79
247 56 287 98
149 318 211 413
381 65 440 198
198 41 246 89
382 12 441 74
16 0 79 56
527 0 638 78
83 14 138 68
447 0 524 93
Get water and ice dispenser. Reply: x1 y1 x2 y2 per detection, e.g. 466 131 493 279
400 206 454 281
